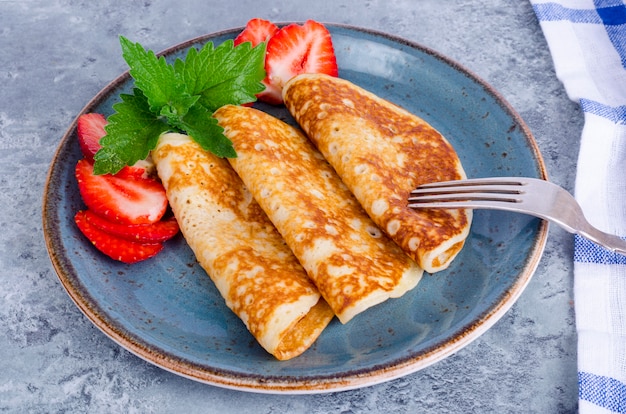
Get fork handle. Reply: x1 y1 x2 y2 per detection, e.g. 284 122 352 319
575 223 626 255
546 195 626 255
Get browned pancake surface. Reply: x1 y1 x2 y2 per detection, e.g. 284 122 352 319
214 105 422 323
153 133 333 360
283 74 472 272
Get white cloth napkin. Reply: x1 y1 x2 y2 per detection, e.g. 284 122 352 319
531 1 626 412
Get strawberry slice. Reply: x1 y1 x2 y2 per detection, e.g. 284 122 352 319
82 209 179 243
75 159 168 225
76 112 156 177
75 210 163 264
234 18 279 47
262 20 338 104
77 113 107 161
234 18 280 106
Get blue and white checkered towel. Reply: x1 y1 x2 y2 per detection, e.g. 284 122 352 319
531 1 626 412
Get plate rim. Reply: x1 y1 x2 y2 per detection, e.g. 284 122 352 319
42 23 549 394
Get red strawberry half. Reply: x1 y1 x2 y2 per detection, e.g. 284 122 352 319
76 113 155 177
262 20 338 104
234 18 280 106
82 209 179 243
77 113 107 161
234 18 279 47
75 210 163 264
75 159 168 225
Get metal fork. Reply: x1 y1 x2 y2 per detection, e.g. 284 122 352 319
408 176 626 254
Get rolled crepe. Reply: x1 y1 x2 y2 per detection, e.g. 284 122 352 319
152 132 334 360
213 105 423 324
283 74 472 273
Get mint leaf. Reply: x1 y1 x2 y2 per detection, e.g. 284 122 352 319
175 40 266 111
93 89 170 175
120 36 196 118
93 36 266 174
179 104 237 158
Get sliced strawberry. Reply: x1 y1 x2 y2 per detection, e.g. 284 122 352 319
77 113 107 161
129 156 156 178
261 20 338 104
82 209 179 243
76 112 156 176
75 210 163 264
234 18 279 47
75 159 168 225
116 163 152 180
234 18 280 106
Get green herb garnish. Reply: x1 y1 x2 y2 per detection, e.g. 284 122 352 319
93 36 267 175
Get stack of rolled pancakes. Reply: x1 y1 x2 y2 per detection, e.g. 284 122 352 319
151 73 472 360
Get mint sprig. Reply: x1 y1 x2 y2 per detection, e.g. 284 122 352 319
93 36 267 175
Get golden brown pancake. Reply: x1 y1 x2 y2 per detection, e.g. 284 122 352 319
152 132 334 360
213 105 423 324
283 74 472 273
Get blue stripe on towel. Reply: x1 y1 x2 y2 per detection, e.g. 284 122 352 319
532 3 602 23
574 235 626 265
593 0 626 9
580 99 626 124
534 2 626 68
579 371 626 412
594 0 626 26
594 1 626 68
533 1 626 25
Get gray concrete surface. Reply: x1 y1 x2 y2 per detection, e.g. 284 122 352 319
0 0 580 412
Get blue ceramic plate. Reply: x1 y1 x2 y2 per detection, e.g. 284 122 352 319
43 24 548 393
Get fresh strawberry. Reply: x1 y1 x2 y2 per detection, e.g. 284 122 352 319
234 18 279 47
75 159 168 225
115 163 153 180
261 20 338 104
76 112 156 176
82 209 179 243
84 209 179 243
234 19 280 106
75 210 163 264
77 113 107 161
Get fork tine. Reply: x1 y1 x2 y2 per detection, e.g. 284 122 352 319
409 184 523 197
408 176 626 254
409 178 525 202
407 199 520 210
408 177 527 208
408 192 522 203
415 177 526 189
